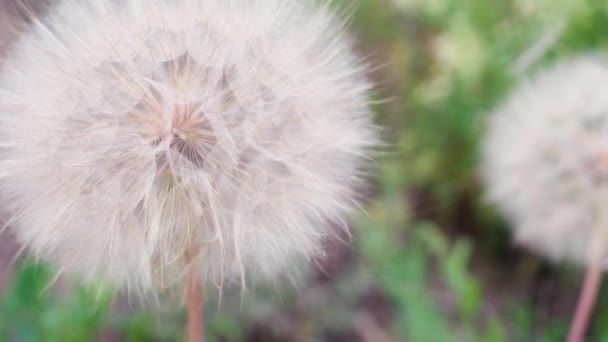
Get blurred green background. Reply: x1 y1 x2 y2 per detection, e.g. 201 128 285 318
2 0 608 341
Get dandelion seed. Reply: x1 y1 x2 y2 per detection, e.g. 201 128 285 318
481 56 608 266
481 55 608 342
0 0 377 298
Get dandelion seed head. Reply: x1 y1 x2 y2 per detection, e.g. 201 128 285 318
0 0 377 294
481 56 608 266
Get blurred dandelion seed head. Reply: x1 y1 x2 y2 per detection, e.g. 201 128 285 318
0 0 377 294
481 55 608 266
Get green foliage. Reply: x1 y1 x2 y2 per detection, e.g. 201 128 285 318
355 0 605 341
360 206 500 341
0 262 111 342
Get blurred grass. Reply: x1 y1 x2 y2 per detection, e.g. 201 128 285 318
3 0 608 341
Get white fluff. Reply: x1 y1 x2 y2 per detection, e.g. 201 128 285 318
0 0 377 294
481 56 608 267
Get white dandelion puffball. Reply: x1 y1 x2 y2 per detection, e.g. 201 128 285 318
0 0 377 293
481 56 608 267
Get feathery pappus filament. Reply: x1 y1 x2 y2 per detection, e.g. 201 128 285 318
0 0 378 295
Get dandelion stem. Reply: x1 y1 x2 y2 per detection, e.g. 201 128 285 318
567 260 603 342
186 248 204 342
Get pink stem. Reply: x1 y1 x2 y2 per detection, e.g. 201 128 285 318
567 262 603 342
186 248 204 342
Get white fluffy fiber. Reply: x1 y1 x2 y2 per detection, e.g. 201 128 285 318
481 56 608 267
0 0 377 293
